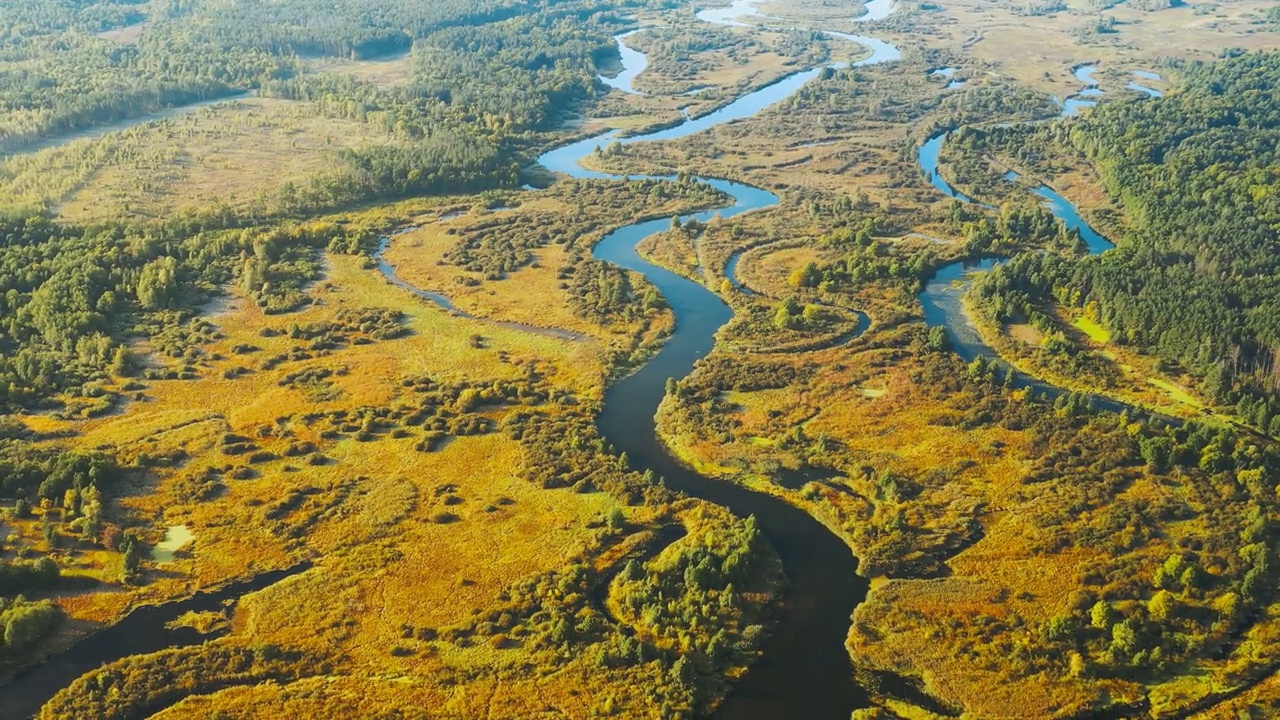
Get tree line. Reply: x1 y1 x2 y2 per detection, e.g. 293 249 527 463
955 51 1280 426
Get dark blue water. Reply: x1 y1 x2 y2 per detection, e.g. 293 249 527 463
1054 64 1101 117
1018 174 1115 254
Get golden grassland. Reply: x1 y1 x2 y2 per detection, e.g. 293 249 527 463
303 52 416 89
735 244 824 293
84 487 769 719
382 195 676 346
0 97 397 222
232 434 617 649
11 249 611 626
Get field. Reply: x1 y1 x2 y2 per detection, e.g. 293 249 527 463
0 97 400 222
909 0 1280 97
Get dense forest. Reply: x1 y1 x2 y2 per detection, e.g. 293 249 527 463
957 52 1280 426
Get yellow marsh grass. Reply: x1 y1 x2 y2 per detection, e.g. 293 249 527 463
153 664 678 719
14 98 399 222
45 250 607 617
929 0 1277 99
236 434 618 654
380 204 611 341
303 53 415 89
737 244 824 296
82 253 604 442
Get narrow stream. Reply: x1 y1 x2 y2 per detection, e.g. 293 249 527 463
1127 69 1164 98
599 29 650 95
915 111 1147 415
0 564 311 720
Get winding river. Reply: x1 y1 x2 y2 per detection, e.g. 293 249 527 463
456 5 1163 713
599 29 650 95
533 2 902 715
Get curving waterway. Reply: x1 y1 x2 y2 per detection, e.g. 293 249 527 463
916 110 1145 415
533 0 904 715
0 564 311 720
599 29 650 95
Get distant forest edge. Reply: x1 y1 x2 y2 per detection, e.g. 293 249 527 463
956 52 1280 427
0 0 652 208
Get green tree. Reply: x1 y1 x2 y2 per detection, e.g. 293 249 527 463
1148 590 1177 621
789 262 822 288
606 509 625 530
110 346 133 377
136 256 178 310
42 513 57 549
3 600 61 652
670 655 694 688
1090 600 1115 629
773 297 801 330
1110 619 1139 655
121 534 144 582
